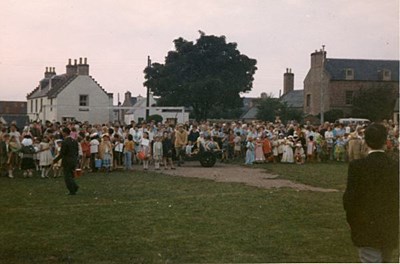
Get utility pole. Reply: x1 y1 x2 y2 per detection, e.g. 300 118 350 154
146 56 151 121
117 93 121 124
320 45 325 124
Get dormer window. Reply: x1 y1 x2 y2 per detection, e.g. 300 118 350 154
345 68 354 80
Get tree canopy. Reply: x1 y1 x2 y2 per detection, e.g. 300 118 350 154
143 32 257 120
352 86 397 122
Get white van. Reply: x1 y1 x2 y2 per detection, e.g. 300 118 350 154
337 118 370 126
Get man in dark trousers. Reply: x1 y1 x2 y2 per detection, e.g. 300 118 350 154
343 123 399 263
54 127 79 195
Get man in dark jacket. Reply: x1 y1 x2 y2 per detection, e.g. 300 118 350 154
343 123 399 262
54 127 79 195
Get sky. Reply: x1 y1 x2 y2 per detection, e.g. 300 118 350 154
0 0 399 104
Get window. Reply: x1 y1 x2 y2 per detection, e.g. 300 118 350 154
79 95 89 106
50 99 53 111
306 94 311 107
30 100 33 113
40 98 43 112
345 91 353 105
345 68 354 80
62 117 76 122
383 69 391 81
35 99 38 113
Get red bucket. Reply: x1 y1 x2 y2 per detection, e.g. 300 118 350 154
74 169 83 178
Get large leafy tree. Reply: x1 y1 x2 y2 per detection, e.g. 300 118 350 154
352 86 397 122
144 31 257 121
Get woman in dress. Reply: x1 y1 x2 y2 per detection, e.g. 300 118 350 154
254 137 266 163
99 133 113 172
245 137 255 165
38 136 53 178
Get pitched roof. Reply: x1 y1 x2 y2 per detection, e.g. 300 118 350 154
27 74 110 99
28 74 77 99
242 97 258 110
280 90 304 108
325 59 399 81
122 96 138 107
240 106 258 120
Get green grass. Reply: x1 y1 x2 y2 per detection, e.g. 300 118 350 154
255 161 349 191
0 167 377 263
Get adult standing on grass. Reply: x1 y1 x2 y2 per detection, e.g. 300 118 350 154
174 124 188 166
343 123 399 263
53 127 79 195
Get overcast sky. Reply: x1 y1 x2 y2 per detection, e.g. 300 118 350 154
0 0 398 103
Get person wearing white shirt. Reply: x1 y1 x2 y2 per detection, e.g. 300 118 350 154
89 134 100 172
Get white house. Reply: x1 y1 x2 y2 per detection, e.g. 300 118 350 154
27 58 113 124
123 93 189 124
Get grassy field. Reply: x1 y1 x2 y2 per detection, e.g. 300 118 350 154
256 161 349 191
0 163 390 263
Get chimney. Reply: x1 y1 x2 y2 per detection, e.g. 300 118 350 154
66 58 77 76
283 68 294 95
310 49 326 68
44 66 56 78
125 91 132 103
77 57 89 75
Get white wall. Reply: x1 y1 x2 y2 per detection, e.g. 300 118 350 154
27 96 57 122
55 75 112 123
124 108 189 124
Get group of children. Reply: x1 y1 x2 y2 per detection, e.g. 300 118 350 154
0 133 64 179
84 130 178 172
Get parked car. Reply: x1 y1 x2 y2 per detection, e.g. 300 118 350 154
336 118 370 126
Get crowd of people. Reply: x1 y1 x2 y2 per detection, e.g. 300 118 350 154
0 117 398 179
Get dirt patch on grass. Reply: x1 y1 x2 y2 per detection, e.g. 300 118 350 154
151 162 338 192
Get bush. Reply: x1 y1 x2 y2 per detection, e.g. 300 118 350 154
147 114 163 123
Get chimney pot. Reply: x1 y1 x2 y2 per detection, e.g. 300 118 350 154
46 67 48 72
68 58 71 65
74 59 77 65
77 57 89 75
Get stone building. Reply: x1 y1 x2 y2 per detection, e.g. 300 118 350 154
27 58 113 124
303 49 399 117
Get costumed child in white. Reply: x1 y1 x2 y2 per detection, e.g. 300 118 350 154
281 137 294 163
294 143 305 164
153 135 163 170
